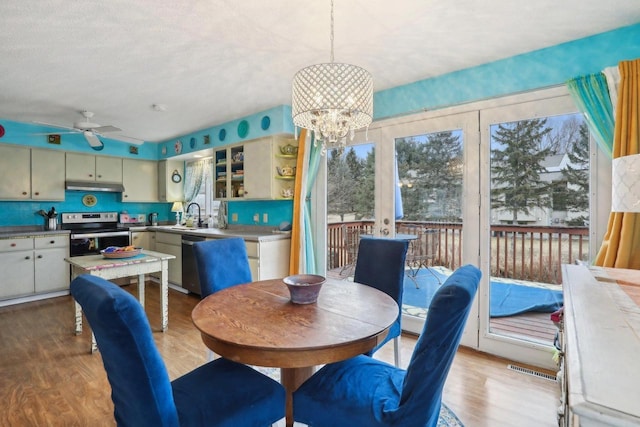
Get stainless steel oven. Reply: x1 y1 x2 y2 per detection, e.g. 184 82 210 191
61 212 131 257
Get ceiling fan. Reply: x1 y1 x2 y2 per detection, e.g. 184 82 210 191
33 111 144 148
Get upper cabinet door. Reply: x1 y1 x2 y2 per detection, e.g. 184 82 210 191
31 149 65 200
122 159 158 202
95 156 122 183
0 145 30 199
243 137 273 200
65 152 96 181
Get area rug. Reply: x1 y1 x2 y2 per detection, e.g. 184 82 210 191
403 267 563 317
438 403 464 427
255 367 464 426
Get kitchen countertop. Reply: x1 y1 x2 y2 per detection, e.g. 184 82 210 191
0 226 70 238
146 225 291 242
0 225 291 242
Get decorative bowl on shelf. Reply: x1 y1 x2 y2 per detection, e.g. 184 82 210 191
283 274 326 304
280 187 294 198
280 144 298 155
276 165 296 176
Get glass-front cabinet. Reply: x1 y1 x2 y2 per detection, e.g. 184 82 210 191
214 135 297 200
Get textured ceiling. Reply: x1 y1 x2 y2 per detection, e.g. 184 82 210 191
0 0 638 143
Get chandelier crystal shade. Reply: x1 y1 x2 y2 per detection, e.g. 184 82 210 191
291 0 373 151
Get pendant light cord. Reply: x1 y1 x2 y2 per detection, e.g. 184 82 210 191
330 0 334 63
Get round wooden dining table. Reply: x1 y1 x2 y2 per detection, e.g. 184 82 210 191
191 277 398 427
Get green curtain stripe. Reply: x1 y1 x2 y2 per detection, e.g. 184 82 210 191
566 73 614 159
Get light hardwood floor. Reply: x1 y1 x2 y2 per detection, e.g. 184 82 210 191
0 281 560 426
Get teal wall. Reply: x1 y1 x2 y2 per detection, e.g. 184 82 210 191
1 23 639 228
374 23 640 119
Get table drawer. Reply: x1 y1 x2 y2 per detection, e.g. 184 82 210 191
0 237 34 252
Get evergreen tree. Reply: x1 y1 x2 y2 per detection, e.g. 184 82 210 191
327 149 354 221
396 132 463 220
562 123 590 226
353 149 375 219
491 118 552 222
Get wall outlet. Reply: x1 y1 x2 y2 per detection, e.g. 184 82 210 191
231 213 238 222
253 213 259 223
262 213 268 223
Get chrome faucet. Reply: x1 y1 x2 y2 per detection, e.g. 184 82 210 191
186 202 203 227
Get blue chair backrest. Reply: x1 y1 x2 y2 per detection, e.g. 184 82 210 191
354 237 409 347
398 264 481 424
70 275 179 427
193 237 252 298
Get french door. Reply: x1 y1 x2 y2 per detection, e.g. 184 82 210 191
316 87 607 368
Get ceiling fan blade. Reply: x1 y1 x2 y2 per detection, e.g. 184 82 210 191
99 134 145 145
32 120 76 131
83 131 104 148
93 125 122 133
30 131 80 135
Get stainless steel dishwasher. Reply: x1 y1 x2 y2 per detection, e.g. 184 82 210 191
182 234 205 295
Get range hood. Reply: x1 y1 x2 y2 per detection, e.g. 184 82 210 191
65 180 125 193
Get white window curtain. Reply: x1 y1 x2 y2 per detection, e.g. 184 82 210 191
183 158 212 204
603 65 621 117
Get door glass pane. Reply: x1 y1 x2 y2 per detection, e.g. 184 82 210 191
489 113 589 345
395 130 464 320
326 144 375 278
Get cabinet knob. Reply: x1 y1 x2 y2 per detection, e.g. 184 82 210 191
50 240 55 244
37 255 43 259
10 243 16 247
25 256 31 260
97 175 102 178
22 191 28 195
34 192 40 196
89 174 94 178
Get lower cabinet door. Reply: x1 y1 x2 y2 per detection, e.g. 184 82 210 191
0 251 35 299
35 248 69 293
155 242 182 286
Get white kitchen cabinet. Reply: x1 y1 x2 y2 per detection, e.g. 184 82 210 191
200 236 290 281
34 236 69 293
32 149 65 200
0 238 35 299
158 160 184 202
244 238 291 280
66 153 122 183
243 138 272 199
0 234 69 301
132 231 155 251
155 232 181 286
213 135 296 201
122 159 158 202
0 145 65 200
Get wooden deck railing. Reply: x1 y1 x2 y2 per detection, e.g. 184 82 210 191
327 221 590 284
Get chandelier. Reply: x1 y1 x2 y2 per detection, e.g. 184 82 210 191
292 0 373 153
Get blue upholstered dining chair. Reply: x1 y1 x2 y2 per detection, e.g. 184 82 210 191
293 264 481 427
193 237 252 298
353 237 409 367
193 237 252 361
70 274 285 427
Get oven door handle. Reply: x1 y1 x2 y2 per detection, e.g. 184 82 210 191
71 231 130 239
